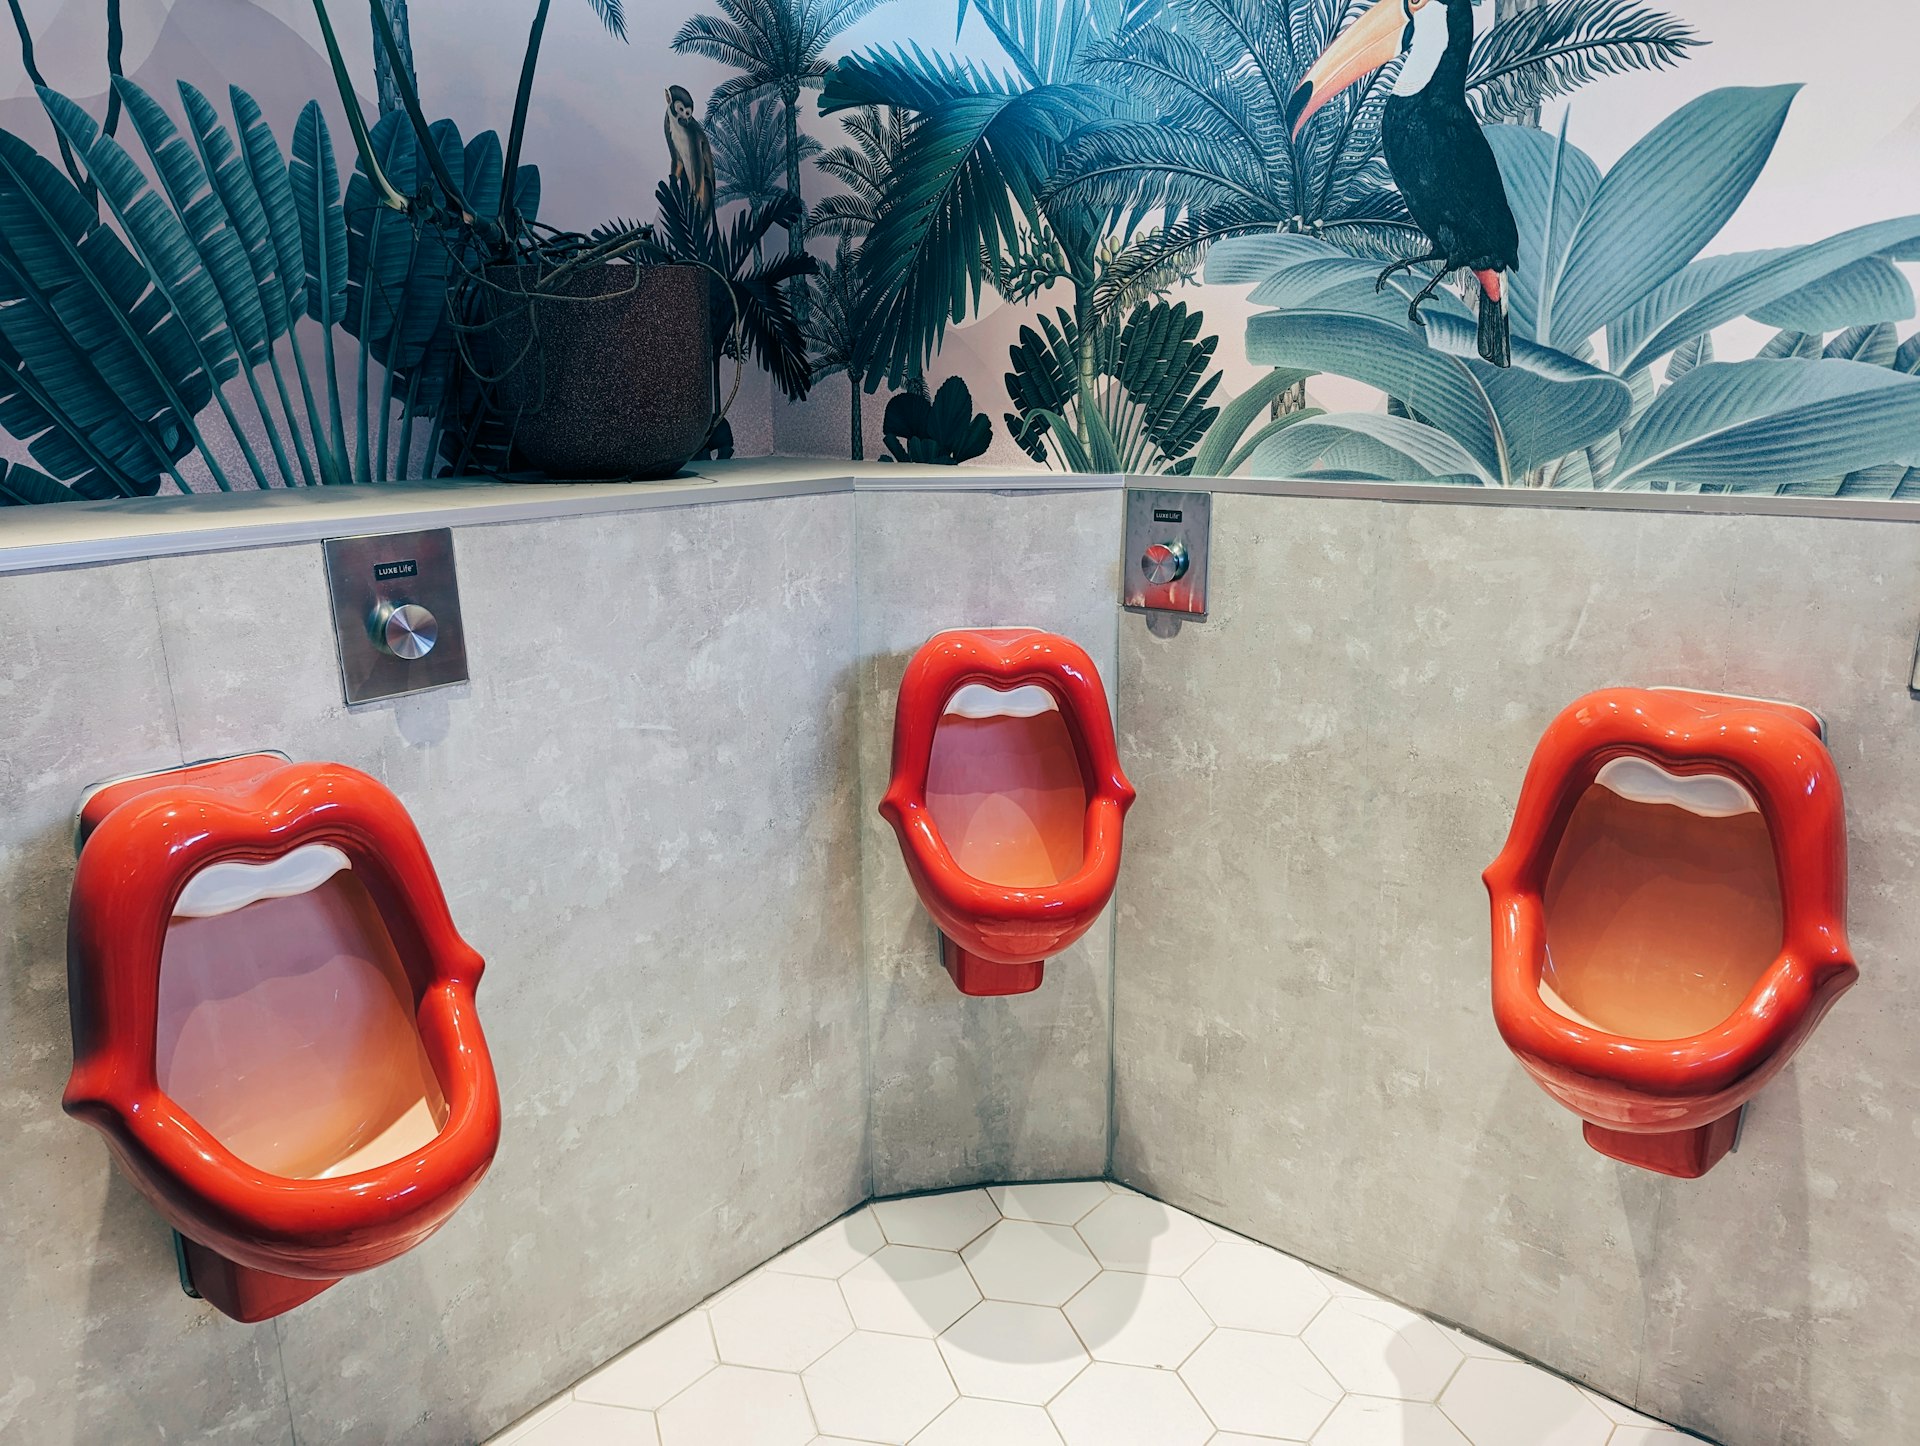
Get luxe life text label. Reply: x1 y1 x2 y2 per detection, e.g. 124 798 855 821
1153 509 1183 523
374 559 419 582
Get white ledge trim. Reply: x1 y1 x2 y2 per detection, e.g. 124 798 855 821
2 459 1913 575
0 475 844 576
1196 474 1920 521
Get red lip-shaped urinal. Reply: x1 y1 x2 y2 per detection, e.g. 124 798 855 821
65 754 499 1322
1485 689 1857 1178
881 629 1134 997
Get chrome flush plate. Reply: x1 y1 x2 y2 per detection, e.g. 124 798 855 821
323 528 470 705
1123 488 1211 618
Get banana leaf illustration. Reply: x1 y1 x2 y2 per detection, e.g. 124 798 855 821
0 82 371 496
0 124 208 494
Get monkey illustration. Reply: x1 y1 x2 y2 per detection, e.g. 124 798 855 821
664 85 718 237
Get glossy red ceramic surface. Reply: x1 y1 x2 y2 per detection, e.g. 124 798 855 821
881 630 1135 996
1485 690 1856 1178
66 755 499 1319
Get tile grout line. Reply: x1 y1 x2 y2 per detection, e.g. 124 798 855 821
532 1183 1707 1446
850 485 877 1209
268 1314 299 1446
1104 517 1126 1183
1629 1182 1667 1427
142 560 189 766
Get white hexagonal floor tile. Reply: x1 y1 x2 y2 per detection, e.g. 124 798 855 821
509 1400 658 1446
871 1189 1000 1250
1047 1362 1212 1446
1181 1329 1344 1440
509 1186 1698 1446
1438 1358 1613 1446
575 1312 717 1410
803 1331 957 1442
1063 1272 1212 1368
937 1300 1089 1403
839 1243 981 1336
709 1271 853 1371
1303 1295 1464 1401
987 1181 1112 1225
766 1207 885 1279
915 1397 1065 1446
1314 1395 1472 1446
1183 1237 1331 1335
1076 1195 1215 1276
963 1220 1101 1305
656 1365 813 1446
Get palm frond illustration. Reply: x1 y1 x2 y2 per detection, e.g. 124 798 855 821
1048 0 1700 313
811 104 913 241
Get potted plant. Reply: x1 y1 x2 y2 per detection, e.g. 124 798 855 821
312 0 812 480
474 230 718 481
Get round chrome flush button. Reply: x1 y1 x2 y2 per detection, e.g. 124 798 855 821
1142 540 1189 586
369 601 438 660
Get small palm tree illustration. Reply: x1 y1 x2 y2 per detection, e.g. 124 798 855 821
822 0 1139 450
672 0 900 318
810 103 911 242
708 93 824 256
807 238 885 459
811 103 928 396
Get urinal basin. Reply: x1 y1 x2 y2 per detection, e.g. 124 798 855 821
156 851 449 1181
1540 758 1783 1042
882 630 1134 996
927 684 1088 891
65 755 499 1320
1485 689 1857 1177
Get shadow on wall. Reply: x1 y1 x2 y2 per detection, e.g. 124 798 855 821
71 1135 292 1445
865 617 1120 1194
1437 1070 1658 1386
1441 1061 1816 1445
0 797 250 1439
867 889 1076 1183
1637 1071 1817 1446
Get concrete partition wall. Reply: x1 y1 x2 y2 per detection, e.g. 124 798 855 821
1110 488 1920 1446
0 490 868 1445
11 471 1918 1446
854 483 1124 1194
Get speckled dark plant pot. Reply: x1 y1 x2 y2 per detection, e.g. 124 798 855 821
485 261 713 480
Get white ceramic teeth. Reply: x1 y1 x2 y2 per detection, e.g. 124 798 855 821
942 684 1060 719
172 844 352 919
1594 756 1758 819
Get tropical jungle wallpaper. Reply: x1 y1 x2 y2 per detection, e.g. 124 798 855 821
1 0 1915 502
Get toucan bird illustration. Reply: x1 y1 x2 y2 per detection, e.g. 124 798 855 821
1286 0 1518 367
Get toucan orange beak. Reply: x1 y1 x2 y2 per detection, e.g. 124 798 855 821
1287 0 1408 137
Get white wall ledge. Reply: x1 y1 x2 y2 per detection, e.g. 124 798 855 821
0 458 1126 575
1203 474 1920 522
2 455 1913 575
